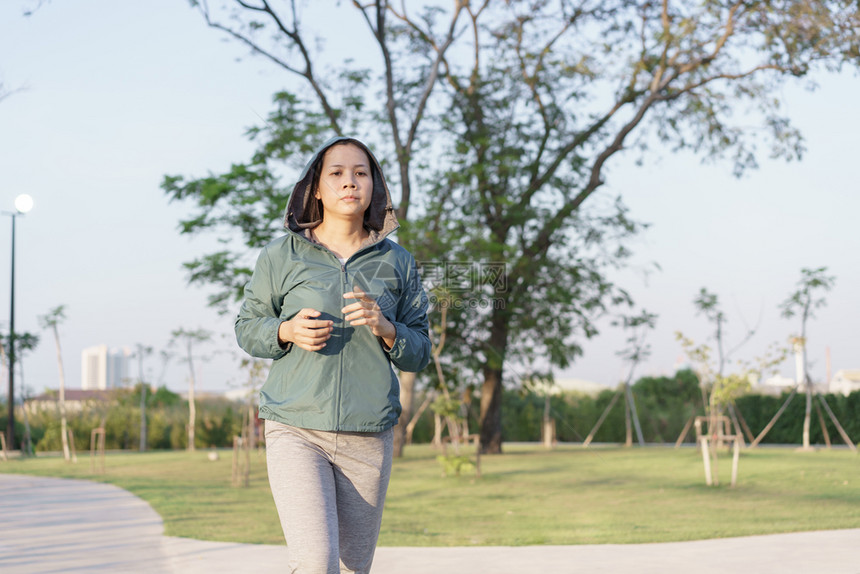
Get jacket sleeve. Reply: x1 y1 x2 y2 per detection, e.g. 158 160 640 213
385 255 431 373
234 247 292 360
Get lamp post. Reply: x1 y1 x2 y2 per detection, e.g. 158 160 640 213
4 194 34 451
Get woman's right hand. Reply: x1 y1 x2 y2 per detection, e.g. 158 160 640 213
278 308 333 352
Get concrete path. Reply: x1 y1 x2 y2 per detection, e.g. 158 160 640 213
1 473 859 573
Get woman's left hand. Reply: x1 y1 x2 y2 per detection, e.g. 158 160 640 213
342 286 396 348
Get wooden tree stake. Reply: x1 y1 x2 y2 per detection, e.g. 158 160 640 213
814 400 832 449
67 428 78 463
90 427 106 474
730 435 740 488
699 436 712 486
750 386 799 448
817 395 857 452
583 387 622 448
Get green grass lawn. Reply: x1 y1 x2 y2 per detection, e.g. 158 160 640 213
1 444 858 546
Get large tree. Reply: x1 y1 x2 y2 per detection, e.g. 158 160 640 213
168 0 860 453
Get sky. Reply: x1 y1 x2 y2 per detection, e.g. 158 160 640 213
0 1 858 400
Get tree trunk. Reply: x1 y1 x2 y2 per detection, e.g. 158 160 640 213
795 340 812 450
14 358 34 457
187 340 197 452
625 382 645 446
139 384 147 452
479 365 504 452
479 308 508 454
188 379 196 452
21 398 33 456
406 391 433 445
624 389 632 447
432 412 443 448
802 381 812 449
137 345 148 452
51 325 70 462
248 399 256 451
406 390 435 444
542 394 555 449
393 371 416 457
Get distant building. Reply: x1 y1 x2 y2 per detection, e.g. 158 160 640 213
755 374 796 396
534 378 609 396
81 345 131 390
829 370 860 396
224 388 256 402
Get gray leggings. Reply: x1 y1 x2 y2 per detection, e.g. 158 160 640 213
264 420 394 574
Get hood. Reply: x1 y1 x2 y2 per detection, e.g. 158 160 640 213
284 136 399 241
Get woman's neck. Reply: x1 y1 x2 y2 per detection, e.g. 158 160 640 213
311 218 368 260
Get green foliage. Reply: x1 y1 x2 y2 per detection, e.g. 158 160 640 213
632 370 702 442
613 309 658 364
197 404 241 448
498 374 859 448
143 385 181 408
22 379 853 452
0 413 28 445
37 305 66 329
499 371 703 444
0 330 40 366
23 393 243 452
779 267 836 342
436 454 475 477
430 395 462 419
709 373 753 411
738 391 860 446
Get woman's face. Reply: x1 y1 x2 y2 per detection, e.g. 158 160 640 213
315 143 373 221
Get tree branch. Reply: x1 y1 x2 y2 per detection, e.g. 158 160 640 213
258 0 342 133
465 2 490 94
234 0 266 12
522 93 659 265
518 8 591 197
195 0 343 134
677 2 744 75
658 64 783 101
354 1 407 198
403 5 465 157
648 0 673 92
518 90 636 212
355 1 466 219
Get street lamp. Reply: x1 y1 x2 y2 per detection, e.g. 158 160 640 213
4 193 33 451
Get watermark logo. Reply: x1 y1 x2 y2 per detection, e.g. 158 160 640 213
348 260 508 313
350 259 401 312
418 261 507 310
418 261 507 293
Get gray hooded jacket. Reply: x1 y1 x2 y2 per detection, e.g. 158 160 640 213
235 137 431 432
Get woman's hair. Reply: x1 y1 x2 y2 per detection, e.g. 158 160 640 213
306 140 376 228
305 159 325 225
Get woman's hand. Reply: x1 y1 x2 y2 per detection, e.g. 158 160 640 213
342 286 396 348
278 308 333 352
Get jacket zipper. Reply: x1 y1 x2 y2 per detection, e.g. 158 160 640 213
296 232 378 431
337 261 347 431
